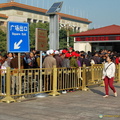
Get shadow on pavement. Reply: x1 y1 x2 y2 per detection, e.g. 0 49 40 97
90 88 104 96
114 85 120 88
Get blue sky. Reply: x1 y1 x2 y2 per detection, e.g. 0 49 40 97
1 0 120 29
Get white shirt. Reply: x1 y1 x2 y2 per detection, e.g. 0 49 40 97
1 61 9 73
102 62 115 79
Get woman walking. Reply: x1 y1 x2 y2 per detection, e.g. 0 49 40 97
102 55 117 98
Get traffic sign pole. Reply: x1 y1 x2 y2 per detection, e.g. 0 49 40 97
40 51 42 92
18 53 21 94
7 21 30 95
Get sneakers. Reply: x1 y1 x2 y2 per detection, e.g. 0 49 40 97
114 92 117 97
0 93 6 95
103 95 109 98
62 90 67 94
103 92 118 98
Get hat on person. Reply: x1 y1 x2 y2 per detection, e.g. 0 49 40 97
59 50 63 54
75 53 80 57
71 52 76 56
49 49 54 54
55 50 59 54
62 49 68 54
69 47 73 50
46 50 50 55
65 53 71 58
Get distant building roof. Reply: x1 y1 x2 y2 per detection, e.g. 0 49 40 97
70 25 120 37
0 13 8 19
0 2 92 24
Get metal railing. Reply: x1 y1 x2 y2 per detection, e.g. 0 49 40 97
57 67 82 91
84 64 104 86
115 64 120 82
0 64 120 103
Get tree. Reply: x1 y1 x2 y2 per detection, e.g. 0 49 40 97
0 28 7 55
29 22 77 50
29 22 49 50
59 27 75 49
59 28 67 49
69 29 76 48
0 22 77 55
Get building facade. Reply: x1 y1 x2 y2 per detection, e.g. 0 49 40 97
0 1 91 32
71 25 120 52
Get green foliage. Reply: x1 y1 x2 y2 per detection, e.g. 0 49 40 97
0 29 7 55
59 28 67 49
0 22 78 54
29 22 77 50
59 27 75 49
69 29 76 48
29 22 49 50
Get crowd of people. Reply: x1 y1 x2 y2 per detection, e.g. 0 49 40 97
0 48 120 70
0 48 120 95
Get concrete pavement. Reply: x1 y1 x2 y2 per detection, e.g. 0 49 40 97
0 83 120 120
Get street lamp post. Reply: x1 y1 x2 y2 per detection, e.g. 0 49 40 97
46 2 63 50
66 24 72 48
67 29 69 48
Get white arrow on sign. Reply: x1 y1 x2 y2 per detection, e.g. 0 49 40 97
14 39 23 49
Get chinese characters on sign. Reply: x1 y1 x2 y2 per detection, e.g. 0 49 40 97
8 21 30 52
10 25 28 31
35 28 48 51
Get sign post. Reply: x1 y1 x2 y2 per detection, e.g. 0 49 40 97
7 21 30 94
35 28 48 52
35 28 48 92
35 28 48 69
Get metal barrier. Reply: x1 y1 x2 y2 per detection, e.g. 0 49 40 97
0 69 6 96
80 64 103 91
0 67 54 103
85 64 104 86
115 64 120 82
82 64 120 87
0 64 120 103
57 67 82 91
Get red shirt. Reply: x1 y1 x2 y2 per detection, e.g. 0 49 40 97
115 57 120 64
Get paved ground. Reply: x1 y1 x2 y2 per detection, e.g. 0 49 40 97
0 83 120 120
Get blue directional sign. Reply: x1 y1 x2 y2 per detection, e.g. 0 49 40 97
7 21 30 53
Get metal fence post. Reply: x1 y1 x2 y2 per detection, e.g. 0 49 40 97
1 67 16 103
82 64 89 91
118 63 120 83
91 64 94 83
77 67 83 90
49 65 60 96
100 64 105 86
